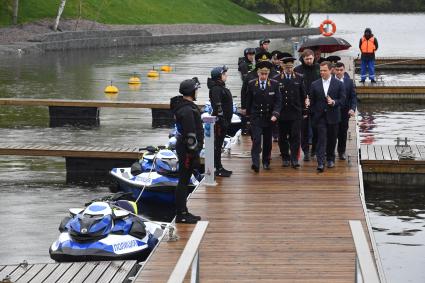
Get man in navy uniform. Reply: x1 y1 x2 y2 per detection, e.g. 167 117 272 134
334 62 357 160
246 61 282 172
276 55 308 168
310 61 346 172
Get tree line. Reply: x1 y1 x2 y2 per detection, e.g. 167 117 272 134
233 0 425 13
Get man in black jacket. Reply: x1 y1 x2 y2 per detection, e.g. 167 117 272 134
255 38 270 54
334 62 357 160
238 48 256 81
170 77 203 223
246 61 282 172
208 65 233 177
294 49 320 162
310 61 346 172
276 55 308 168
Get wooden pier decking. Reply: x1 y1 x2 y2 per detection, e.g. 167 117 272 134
0 260 138 283
361 144 425 189
135 120 377 282
355 81 425 100
354 57 425 70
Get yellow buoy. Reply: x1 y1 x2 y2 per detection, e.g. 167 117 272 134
147 70 159 78
128 76 141 85
160 65 172 72
104 81 119 94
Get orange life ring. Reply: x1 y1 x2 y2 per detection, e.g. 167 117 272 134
320 19 336 37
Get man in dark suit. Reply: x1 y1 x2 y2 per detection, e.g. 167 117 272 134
334 62 357 160
310 61 346 172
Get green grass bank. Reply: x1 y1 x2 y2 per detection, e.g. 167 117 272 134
0 0 270 26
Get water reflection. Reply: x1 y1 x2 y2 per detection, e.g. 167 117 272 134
366 189 425 283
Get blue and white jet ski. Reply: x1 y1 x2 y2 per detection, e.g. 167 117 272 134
49 200 165 262
110 149 200 204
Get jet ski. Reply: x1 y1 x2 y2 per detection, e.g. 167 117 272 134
202 101 242 137
49 200 165 262
110 149 200 204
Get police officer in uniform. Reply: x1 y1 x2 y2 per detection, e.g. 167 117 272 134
246 61 282 172
170 77 203 223
208 65 233 177
276 55 308 168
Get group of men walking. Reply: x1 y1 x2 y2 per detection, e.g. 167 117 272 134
170 34 364 223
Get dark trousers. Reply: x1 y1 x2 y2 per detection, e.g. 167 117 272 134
214 123 228 169
338 109 350 154
175 142 197 214
316 117 339 166
250 124 273 167
301 116 311 154
278 119 301 162
311 126 318 155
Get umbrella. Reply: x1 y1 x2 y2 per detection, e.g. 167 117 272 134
298 36 351 53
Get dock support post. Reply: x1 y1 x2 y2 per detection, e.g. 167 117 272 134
49 106 99 127
151 109 175 128
202 115 216 186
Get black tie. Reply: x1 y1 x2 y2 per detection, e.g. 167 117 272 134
261 81 265 90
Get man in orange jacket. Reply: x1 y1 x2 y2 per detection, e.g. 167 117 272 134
359 28 379 83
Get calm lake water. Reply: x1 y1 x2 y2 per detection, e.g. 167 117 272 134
0 13 424 282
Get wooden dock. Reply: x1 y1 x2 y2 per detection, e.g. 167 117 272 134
0 260 138 283
134 120 381 282
356 81 425 100
355 57 425 70
361 144 425 189
0 98 188 128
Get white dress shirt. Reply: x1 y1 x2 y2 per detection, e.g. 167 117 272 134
322 77 331 96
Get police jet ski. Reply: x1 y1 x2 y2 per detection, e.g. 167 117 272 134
49 200 165 262
110 149 200 204
202 101 242 137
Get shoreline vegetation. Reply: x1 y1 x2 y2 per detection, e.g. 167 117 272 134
0 0 271 27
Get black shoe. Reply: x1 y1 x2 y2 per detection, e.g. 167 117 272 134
339 153 346 160
371 79 377 83
291 161 300 168
327 160 335 168
176 212 201 224
282 160 290 167
303 152 310 161
216 167 232 177
273 137 278 143
251 164 259 173
317 164 324 172
263 163 271 170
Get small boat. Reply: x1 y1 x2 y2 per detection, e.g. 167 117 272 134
49 200 165 262
110 149 201 204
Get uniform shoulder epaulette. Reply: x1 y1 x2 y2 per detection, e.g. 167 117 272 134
248 78 257 84
269 78 279 84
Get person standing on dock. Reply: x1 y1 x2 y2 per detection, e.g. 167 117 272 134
208 65 233 178
334 62 357 160
359 28 379 83
294 49 320 162
255 38 270 54
276 55 308 168
246 61 282 172
170 77 203 224
238 48 256 81
310 61 346 172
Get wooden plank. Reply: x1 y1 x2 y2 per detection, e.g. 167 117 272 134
373 145 384 161
96 261 124 283
410 145 422 161
28 263 60 283
8 264 34 282
388 145 399 161
71 261 102 282
367 145 377 160
15 264 46 283
381 145 392 161
110 261 138 283
56 262 86 283
360 144 368 160
42 262 73 283
417 145 425 160
83 261 112 283
0 265 19 280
